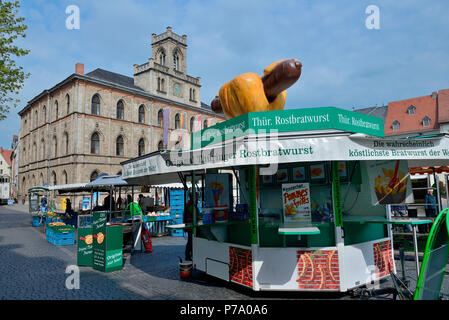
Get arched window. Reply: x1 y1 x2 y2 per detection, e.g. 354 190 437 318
41 138 45 160
51 171 57 186
157 77 161 91
159 51 166 66
174 52 179 71
90 171 98 182
35 110 38 128
32 142 37 162
116 135 124 156
117 100 124 120
158 140 164 151
190 116 195 132
53 136 57 158
138 105 145 123
62 170 68 185
175 113 181 129
408 105 416 115
91 94 100 115
158 109 163 126
42 105 46 123
192 89 196 101
204 119 208 129
91 132 100 154
21 176 26 195
66 94 70 114
138 138 145 157
161 79 165 91
63 132 69 155
54 100 59 120
39 173 44 186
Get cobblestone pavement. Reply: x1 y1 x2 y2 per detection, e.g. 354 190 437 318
1 204 447 300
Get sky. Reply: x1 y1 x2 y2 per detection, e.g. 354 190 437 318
1 0 449 149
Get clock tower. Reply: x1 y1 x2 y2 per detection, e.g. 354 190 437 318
133 26 201 108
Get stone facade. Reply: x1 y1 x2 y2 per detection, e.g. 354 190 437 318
17 27 225 203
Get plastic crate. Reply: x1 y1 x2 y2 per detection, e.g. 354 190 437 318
48 237 75 246
45 217 63 225
46 229 75 245
170 229 185 237
32 216 44 227
155 215 172 221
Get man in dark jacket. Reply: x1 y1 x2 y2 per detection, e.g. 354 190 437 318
424 188 438 232
183 193 199 261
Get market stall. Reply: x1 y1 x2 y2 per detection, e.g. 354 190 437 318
28 187 49 227
121 107 447 292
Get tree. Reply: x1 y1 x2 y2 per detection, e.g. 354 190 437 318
0 0 30 120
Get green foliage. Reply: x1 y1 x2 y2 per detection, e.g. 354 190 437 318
0 0 30 120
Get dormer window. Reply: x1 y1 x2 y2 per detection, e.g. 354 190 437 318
392 120 400 131
407 105 416 115
422 116 431 127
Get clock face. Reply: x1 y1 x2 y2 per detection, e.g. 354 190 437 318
173 84 181 97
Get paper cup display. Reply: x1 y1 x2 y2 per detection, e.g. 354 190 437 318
374 168 407 204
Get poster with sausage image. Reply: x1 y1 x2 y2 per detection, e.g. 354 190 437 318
282 183 312 224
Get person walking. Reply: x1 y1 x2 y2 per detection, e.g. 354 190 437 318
424 188 438 233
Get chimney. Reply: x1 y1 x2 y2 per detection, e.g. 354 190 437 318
75 62 84 75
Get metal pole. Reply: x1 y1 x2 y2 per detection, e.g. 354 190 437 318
436 175 442 213
413 225 420 278
192 171 196 236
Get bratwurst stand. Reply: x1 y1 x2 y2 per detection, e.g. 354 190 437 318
122 105 449 291
121 59 442 292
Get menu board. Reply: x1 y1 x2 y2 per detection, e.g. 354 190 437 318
92 212 123 272
282 183 312 224
30 193 40 213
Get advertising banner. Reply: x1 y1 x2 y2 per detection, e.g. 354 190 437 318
192 107 385 148
92 211 107 271
367 160 414 205
163 107 170 148
282 183 311 224
77 227 93 267
92 212 123 272
123 135 449 182
204 173 231 208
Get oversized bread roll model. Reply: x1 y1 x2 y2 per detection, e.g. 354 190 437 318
211 59 302 119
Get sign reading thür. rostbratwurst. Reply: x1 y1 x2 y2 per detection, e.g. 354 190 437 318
192 107 384 149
